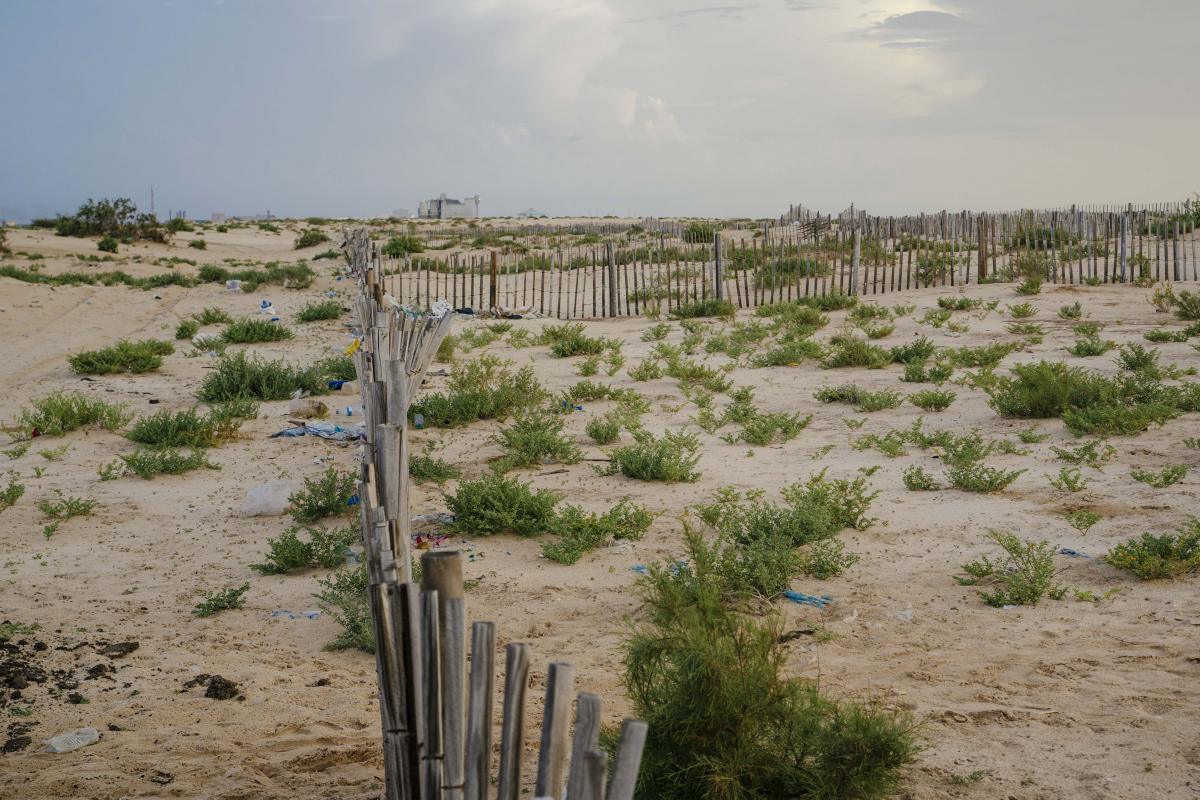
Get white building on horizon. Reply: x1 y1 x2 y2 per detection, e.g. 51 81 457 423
418 194 480 220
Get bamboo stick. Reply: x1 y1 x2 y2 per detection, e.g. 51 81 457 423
534 662 575 800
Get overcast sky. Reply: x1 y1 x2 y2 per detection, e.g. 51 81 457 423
1 0 1197 221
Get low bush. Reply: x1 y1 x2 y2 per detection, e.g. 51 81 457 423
606 429 702 482
175 319 200 340
0 472 25 513
908 389 956 411
1130 464 1187 488
796 537 858 579
820 336 890 369
586 412 621 444
445 472 559 536
317 564 373 650
289 466 356 523
188 239 207 250
1051 439 1114 468
36 491 96 519
197 261 315 291
69 339 174 374
194 307 233 325
735 412 812 445
542 500 654 564
409 356 547 428
197 351 342 402
902 465 938 491
125 407 242 448
1104 519 1200 579
539 322 608 358
945 461 1025 493
1067 336 1115 357
251 525 357 574
296 300 342 323
814 384 901 412
748 339 824 368
12 391 131 438
119 447 214 479
193 583 250 617
222 318 294 343
409 453 460 485
295 229 330 249
956 531 1064 607
492 411 582 472
381 235 424 257
1058 301 1083 320
669 299 736 320
97 235 119 253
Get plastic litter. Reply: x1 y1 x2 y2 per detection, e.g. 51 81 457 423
269 422 365 442
225 279 241 291
327 379 357 391
335 406 357 416
347 494 361 506
412 512 456 526
1059 547 1091 558
631 564 649 574
270 610 321 620
259 299 273 310
240 480 299 516
413 413 425 429
44 728 100 753
783 591 834 609
288 398 329 419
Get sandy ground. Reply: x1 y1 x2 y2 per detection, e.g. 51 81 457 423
0 227 1198 800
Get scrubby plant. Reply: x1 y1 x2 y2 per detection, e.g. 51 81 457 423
188 238 207 250
37 491 97 519
492 411 583 472
577 354 601 376
294 229 330 249
641 322 671 341
69 339 174 374
125 407 241 449
409 452 460 485
888 336 937 365
606 429 702 482
250 525 356 574
12 391 130 438
735 412 812 446
539 322 607 357
1 472 26 513
902 465 939 491
624 531 918 800
289 466 356 523
222 317 293 343
796 538 859 579
946 462 1025 493
1015 276 1042 295
194 307 233 325
908 389 956 412
1170 289 1200 320
945 342 1020 368
410 355 547 428
749 338 824 368
669 298 736 320
1130 464 1187 488
1063 508 1101 534
1104 519 1200 579
820 335 890 369
197 352 348 402
814 384 901 412
1007 303 1036 318
97 235 119 253
119 447 214 479
956 531 1064 607
96 460 124 481
381 235 423 256
1048 467 1088 492
296 299 342 322
1017 427 1050 444
1068 336 1115 357
1058 301 1083 320
38 443 69 461
445 472 559 536
586 412 622 444
1051 440 1115 468
175 319 200 340
541 500 654 565
628 359 663 381
193 583 250 617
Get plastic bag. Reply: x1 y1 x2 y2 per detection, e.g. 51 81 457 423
44 728 100 753
240 480 299 516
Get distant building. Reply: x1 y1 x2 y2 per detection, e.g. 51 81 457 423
418 194 480 220
211 212 226 224
391 208 413 219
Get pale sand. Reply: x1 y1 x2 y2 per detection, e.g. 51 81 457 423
0 226 1198 799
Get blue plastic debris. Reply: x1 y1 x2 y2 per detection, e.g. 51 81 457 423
783 591 834 609
631 564 649 574
347 495 361 507
1059 547 1091 558
270 610 321 620
328 379 349 390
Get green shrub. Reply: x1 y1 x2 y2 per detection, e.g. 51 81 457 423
641 323 671 341
1051 439 1114 468
956 531 1063 607
748 339 824 368
193 583 250 617
586 413 621 444
119 447 214 479
1063 508 1101 534
542 500 654 564
175 319 200 340
539 322 607 357
381 235 424 256
1048 466 1088 492
669 299 736 320
625 533 918 800
36 491 96 519
629 359 663 381
296 299 342 322
945 461 1025 493
295 229 330 249
317 564 374 650
445 472 559 536
69 339 174 374
984 361 1108 418
945 342 1020 368
908 389 955 411
12 391 131 438
222 318 294 343
1104 519 1200 579
194 307 233 325
197 351 341 402
797 292 856 311
1016 277 1042 295
492 411 582 472
736 412 812 445
289 466 356 523
1058 301 1083 320
1067 336 1115 357
1130 464 1187 488
250 525 356 574
197 261 314 291
606 429 702 482
188 239 207 250
820 336 890 369
902 465 938 491
125 407 240 448
814 384 901 412
97 235 119 253
1172 289 1200 320
0 472 25 513
888 336 937 365
409 453 460 485
409 356 546 427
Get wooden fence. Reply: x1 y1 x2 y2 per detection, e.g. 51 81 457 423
363 202 1200 318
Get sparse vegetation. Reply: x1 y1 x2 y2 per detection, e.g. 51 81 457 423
907 389 956 412
11 391 131 439
542 500 654 564
289 466 356 523
445 472 559 536
222 318 294 343
1104 519 1200 579
296 300 342 322
1130 464 1187 488
251 525 356 574
605 429 702 482
193 583 250 617
69 339 174 375
409 355 547 427
119 447 214 479
956 531 1064 607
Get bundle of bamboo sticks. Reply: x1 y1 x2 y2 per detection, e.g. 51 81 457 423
343 232 648 800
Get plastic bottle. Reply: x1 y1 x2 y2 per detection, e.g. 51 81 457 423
413 413 425 429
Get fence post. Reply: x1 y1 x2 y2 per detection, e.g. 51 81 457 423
1120 211 1128 283
849 218 861 296
489 251 499 314
713 233 724 301
606 243 618 317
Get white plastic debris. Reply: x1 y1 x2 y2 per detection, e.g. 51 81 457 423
44 728 100 753
240 480 299 517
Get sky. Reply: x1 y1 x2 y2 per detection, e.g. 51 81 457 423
1 0 1197 221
